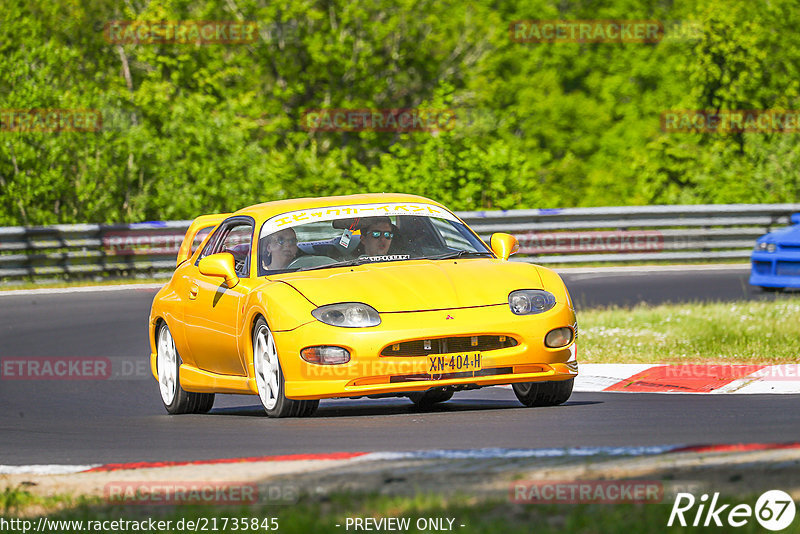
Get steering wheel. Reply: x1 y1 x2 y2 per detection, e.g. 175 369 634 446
287 255 338 269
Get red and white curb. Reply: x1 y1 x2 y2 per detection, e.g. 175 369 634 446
574 364 800 394
3 442 800 476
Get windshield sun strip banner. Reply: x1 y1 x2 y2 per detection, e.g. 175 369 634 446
260 202 459 237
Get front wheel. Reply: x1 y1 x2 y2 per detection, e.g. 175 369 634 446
156 323 214 414
512 378 573 407
253 318 318 418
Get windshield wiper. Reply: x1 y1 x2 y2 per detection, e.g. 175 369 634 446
300 255 410 272
300 258 369 271
427 250 495 260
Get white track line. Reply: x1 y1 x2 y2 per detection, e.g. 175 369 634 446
0 284 163 296
0 464 101 475
360 446 679 461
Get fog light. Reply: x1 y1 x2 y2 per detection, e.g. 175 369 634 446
301 346 350 365
545 327 574 348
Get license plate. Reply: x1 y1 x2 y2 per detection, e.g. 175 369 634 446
428 352 482 374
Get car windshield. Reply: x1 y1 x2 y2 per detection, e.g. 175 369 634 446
256 202 492 275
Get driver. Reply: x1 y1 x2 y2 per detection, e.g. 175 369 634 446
260 227 298 271
358 217 394 257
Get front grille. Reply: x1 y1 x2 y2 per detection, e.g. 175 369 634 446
753 261 772 275
776 261 800 276
389 367 514 383
778 244 800 251
381 335 518 357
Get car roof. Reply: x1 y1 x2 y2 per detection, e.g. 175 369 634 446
231 193 446 220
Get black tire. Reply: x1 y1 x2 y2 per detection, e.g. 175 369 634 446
512 378 573 407
408 388 454 409
252 317 319 418
759 286 783 293
156 323 215 415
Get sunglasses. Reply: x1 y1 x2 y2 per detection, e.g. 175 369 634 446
366 230 394 240
272 237 298 246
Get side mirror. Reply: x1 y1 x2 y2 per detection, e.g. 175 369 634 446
198 253 239 288
489 233 520 261
791 213 800 225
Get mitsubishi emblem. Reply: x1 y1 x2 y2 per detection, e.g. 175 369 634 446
445 314 454 320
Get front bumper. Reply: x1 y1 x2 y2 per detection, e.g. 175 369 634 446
750 251 800 288
276 303 578 400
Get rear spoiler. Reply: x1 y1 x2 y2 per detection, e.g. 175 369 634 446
176 213 231 267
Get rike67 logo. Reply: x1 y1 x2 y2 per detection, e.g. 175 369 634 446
668 490 796 531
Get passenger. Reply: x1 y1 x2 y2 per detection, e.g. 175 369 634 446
358 217 395 257
260 228 299 271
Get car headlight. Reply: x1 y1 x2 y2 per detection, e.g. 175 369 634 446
312 302 381 327
508 290 556 315
755 242 777 253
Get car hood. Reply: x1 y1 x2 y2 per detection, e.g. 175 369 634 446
766 225 800 246
279 259 545 312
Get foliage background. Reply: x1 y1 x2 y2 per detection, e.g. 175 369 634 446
1 0 799 225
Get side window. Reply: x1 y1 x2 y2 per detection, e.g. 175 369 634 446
191 227 214 255
197 229 221 262
197 220 254 277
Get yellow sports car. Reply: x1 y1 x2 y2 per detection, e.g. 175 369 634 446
148 193 578 417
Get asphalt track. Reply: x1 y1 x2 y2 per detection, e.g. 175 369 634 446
1 266 798 466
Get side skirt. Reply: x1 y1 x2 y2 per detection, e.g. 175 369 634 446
180 364 256 394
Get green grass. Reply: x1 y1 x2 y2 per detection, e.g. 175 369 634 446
579 298 800 363
0 487 784 534
1 485 87 515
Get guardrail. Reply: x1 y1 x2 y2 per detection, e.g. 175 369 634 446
2 203 799 282
464 203 800 264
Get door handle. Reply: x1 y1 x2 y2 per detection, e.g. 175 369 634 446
189 284 199 300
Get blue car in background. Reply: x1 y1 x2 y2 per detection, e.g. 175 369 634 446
750 213 800 290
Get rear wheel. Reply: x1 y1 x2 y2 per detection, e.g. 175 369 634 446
253 317 318 418
408 388 454 409
156 323 215 414
512 378 573 407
